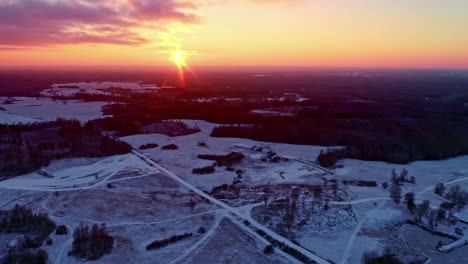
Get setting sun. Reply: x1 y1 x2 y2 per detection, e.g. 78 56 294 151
171 51 186 68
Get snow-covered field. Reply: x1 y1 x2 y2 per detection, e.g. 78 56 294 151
40 82 174 97
121 120 327 190
0 97 106 123
1 104 468 263
122 119 468 263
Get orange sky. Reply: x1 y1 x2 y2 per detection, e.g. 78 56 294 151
1 0 467 69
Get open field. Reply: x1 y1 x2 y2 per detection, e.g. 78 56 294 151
0 103 467 263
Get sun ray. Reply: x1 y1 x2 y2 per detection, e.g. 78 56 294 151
170 50 187 87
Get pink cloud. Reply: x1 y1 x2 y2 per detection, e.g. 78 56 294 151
0 0 199 47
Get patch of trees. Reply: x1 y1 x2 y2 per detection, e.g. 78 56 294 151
192 166 215 174
390 169 415 184
197 152 245 167
342 180 377 187
0 119 132 178
146 232 193 250
139 143 158 150
90 115 200 137
444 185 468 212
388 169 416 204
161 144 178 150
0 205 55 264
317 148 347 168
402 187 466 232
69 223 114 260
0 205 56 247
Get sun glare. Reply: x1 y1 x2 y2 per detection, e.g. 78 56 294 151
172 51 186 68
170 50 188 86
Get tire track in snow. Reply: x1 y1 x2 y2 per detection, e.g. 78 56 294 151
170 211 226 264
339 200 387 264
132 150 332 264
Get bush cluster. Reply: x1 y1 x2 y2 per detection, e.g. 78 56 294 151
192 166 215 174
161 144 178 150
146 233 193 250
139 143 158 150
197 152 244 167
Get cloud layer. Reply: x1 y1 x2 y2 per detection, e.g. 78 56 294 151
0 0 199 47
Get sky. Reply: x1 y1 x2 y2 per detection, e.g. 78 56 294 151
0 0 467 69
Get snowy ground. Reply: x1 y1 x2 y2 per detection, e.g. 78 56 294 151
40 82 174 97
121 120 327 190
0 97 106 123
120 119 468 263
1 113 468 263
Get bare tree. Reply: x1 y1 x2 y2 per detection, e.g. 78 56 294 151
435 208 445 226
399 168 408 182
428 210 436 230
445 185 468 211
416 200 430 224
391 169 399 184
389 183 401 204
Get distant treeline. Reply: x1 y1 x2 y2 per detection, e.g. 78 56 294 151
212 118 468 164
83 71 468 165
0 119 132 177
97 96 468 164
89 113 200 137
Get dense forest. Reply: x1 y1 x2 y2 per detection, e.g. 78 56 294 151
3 68 468 165
95 82 468 164
0 119 132 178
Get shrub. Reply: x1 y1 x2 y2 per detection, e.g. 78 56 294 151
56 225 68 235
162 144 178 150
198 227 206 234
139 143 158 150
264 245 274 254
357 181 378 187
256 230 266 237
